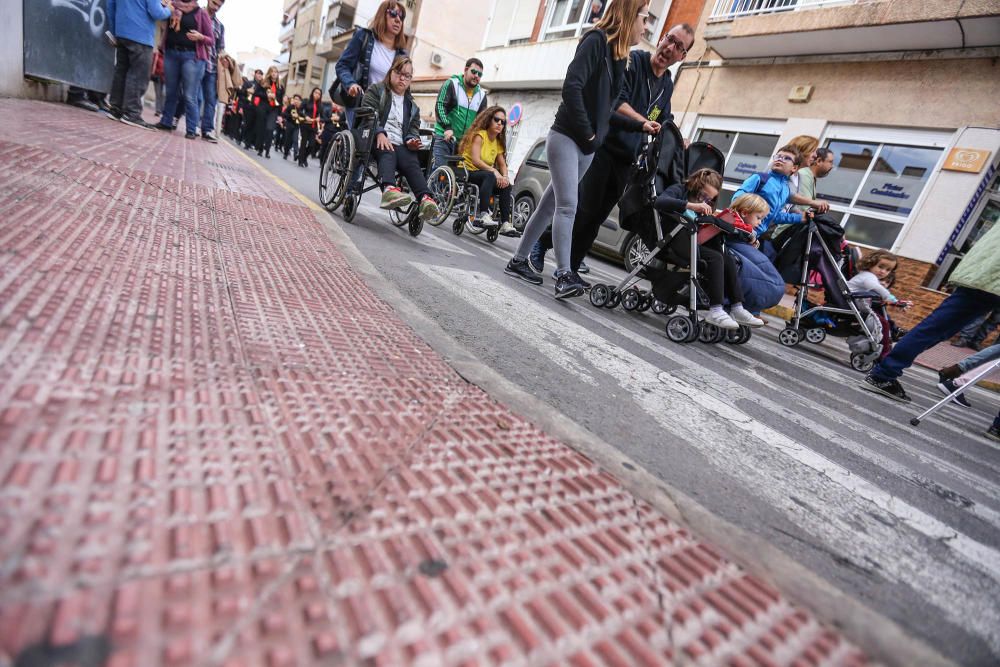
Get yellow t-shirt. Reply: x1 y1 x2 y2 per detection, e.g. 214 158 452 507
462 130 503 171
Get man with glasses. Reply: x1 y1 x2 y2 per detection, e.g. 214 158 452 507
430 58 489 173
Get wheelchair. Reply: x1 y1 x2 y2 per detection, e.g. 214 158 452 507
426 158 511 244
318 108 440 237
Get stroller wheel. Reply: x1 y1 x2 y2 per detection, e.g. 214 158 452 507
605 288 621 309
699 322 723 344
666 315 695 343
651 300 670 315
778 327 801 347
621 288 642 311
452 218 464 236
850 352 876 373
805 328 827 344
589 284 610 307
636 293 652 312
726 325 752 345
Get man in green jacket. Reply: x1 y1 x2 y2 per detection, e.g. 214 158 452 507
861 222 1000 404
430 58 488 172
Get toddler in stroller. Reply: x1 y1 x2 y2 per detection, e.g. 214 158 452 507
846 250 912 359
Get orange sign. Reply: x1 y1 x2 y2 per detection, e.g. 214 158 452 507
943 147 991 173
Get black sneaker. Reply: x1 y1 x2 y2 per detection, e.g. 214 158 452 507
860 374 911 403
528 242 545 274
120 115 155 130
575 271 591 289
937 378 972 408
202 132 218 143
987 426 1000 443
154 123 174 131
554 271 586 300
185 133 197 140
505 258 543 285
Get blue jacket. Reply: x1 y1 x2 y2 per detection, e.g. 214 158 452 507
107 0 172 48
335 28 407 92
732 171 806 235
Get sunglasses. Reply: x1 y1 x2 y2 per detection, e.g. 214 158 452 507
665 34 688 56
386 8 405 20
469 68 483 77
492 116 506 125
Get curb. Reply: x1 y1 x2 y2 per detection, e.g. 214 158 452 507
226 142 955 667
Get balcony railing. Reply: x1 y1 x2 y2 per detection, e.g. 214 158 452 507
709 0 857 21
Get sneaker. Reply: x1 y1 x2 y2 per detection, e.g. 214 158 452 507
986 426 1000 443
102 106 122 120
704 309 740 330
528 242 545 274
950 338 974 349
154 122 175 131
860 374 911 403
730 306 766 328
418 196 440 222
936 378 972 408
554 271 586 300
185 133 197 140
379 187 413 210
119 114 155 130
939 364 962 382
578 260 590 274
67 98 99 113
505 258 543 285
479 212 499 229
575 272 591 289
498 221 520 237
467 217 484 231
202 132 218 143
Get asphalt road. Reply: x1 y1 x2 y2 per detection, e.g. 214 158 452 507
241 142 1000 665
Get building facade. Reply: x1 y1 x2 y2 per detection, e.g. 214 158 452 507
281 0 331 98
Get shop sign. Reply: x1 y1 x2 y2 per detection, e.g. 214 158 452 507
937 163 996 264
943 147 991 173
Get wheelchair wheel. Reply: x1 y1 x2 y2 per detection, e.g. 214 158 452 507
342 192 359 223
666 315 697 343
589 284 609 307
319 131 354 212
408 209 423 237
452 218 464 236
466 218 486 236
390 204 410 227
850 352 876 373
486 228 499 243
805 328 826 344
778 327 801 346
621 288 642 311
427 166 456 226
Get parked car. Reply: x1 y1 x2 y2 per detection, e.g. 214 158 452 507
511 138 649 271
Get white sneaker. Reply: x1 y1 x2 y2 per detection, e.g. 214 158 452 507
498 220 519 237
479 212 499 228
704 309 740 330
730 307 765 328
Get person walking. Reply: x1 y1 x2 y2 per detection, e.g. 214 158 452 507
430 58 488 173
860 221 1000 402
155 0 215 138
298 87 327 167
505 0 652 299
332 0 408 127
253 66 283 157
198 0 226 142
106 0 174 128
528 25 693 276
240 70 262 149
953 307 1000 351
280 94 302 160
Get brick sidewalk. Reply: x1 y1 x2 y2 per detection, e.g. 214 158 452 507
0 99 867 666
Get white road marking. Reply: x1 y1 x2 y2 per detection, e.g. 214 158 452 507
414 262 1000 652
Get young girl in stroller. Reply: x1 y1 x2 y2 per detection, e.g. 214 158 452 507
654 169 766 330
846 249 912 360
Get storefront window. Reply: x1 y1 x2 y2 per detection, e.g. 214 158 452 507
817 140 877 204
697 129 778 186
854 145 941 215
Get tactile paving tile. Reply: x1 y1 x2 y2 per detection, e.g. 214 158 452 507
0 98 868 666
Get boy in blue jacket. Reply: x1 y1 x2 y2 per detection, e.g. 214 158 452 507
107 0 175 128
732 144 812 259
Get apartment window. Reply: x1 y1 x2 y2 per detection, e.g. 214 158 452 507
295 61 307 79
817 137 944 248
544 0 607 40
696 123 781 209
311 66 323 81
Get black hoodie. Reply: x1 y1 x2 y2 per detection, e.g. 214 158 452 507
604 50 672 162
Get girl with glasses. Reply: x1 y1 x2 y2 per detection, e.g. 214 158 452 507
505 0 651 299
458 106 518 236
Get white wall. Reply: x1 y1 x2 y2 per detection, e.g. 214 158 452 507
487 90 561 177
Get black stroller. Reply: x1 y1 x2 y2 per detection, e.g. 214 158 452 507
771 218 887 371
588 123 753 345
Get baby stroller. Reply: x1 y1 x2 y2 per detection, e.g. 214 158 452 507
770 218 887 371
588 123 754 345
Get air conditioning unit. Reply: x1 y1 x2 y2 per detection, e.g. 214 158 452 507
430 51 445 68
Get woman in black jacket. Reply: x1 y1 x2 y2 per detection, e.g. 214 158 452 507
253 66 283 158
504 0 651 300
298 88 326 167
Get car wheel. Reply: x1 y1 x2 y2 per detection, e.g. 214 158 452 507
513 194 535 233
622 234 649 273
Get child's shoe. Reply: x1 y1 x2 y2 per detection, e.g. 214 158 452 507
478 212 500 228
730 305 765 328
380 186 413 210
704 308 739 330
418 195 440 222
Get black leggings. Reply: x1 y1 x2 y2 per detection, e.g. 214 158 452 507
668 233 743 306
467 170 512 222
376 145 429 199
298 127 315 165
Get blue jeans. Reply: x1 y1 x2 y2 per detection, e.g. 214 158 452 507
957 343 1000 373
870 287 1000 381
200 70 218 133
429 135 455 174
957 307 1000 347
162 49 205 135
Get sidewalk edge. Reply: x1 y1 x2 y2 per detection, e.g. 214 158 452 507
226 144 956 667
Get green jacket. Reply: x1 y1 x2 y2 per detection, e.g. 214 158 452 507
949 221 1000 296
433 74 487 140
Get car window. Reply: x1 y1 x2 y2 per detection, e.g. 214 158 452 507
527 141 548 166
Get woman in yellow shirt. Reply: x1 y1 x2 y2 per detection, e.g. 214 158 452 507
458 106 518 236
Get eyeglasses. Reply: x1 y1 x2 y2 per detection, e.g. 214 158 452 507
665 34 688 56
395 71 413 80
772 153 795 164
492 117 506 126
697 192 717 205
638 12 651 24
386 8 405 20
469 69 483 77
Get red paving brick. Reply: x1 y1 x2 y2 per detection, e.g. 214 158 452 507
0 98 868 665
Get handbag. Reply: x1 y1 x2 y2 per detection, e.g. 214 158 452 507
330 30 370 109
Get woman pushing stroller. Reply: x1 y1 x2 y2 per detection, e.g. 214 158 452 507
654 169 766 330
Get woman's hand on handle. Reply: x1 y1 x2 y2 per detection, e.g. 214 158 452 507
642 120 661 134
687 202 713 217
